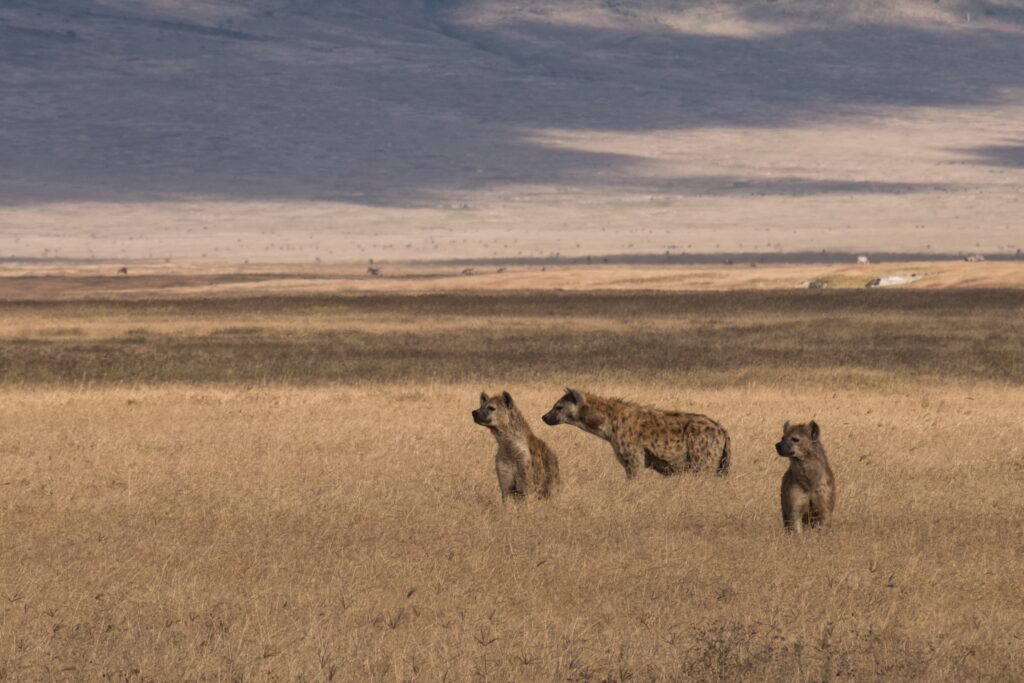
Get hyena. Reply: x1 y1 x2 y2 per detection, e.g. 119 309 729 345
472 391 560 501
541 389 731 479
775 421 836 533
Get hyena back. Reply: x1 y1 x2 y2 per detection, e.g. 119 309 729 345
473 391 560 500
542 389 731 479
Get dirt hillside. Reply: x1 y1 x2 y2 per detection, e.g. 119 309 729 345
1 0 1022 263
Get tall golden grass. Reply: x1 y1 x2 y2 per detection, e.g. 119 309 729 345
1 290 1022 680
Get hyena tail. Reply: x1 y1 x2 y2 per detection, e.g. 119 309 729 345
716 433 731 476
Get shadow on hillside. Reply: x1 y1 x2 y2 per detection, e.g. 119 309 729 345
608 176 963 196
956 141 1024 167
0 1 1021 206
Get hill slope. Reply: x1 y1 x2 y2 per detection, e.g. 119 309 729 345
1 0 1022 262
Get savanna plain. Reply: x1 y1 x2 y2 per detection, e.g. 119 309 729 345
4 0 1024 679
1 285 1023 681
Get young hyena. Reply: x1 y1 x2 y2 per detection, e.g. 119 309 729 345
472 391 561 501
775 421 836 533
541 389 731 479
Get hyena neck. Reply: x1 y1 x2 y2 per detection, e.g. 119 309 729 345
575 393 616 440
492 407 533 449
789 445 828 481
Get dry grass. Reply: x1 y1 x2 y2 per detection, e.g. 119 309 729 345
3 260 1024 299
2 290 1024 680
0 289 1022 385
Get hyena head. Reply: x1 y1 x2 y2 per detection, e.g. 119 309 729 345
473 391 518 432
542 389 583 426
775 420 821 459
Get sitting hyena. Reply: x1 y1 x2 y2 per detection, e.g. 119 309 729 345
775 421 836 533
541 389 731 479
472 391 560 501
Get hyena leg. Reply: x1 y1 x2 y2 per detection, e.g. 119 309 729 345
785 509 804 534
496 459 518 502
513 458 531 499
807 499 831 528
617 445 645 480
611 444 629 472
782 486 808 533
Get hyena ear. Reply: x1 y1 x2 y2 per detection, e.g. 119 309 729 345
480 392 490 406
809 421 821 440
502 391 514 408
783 421 790 434
566 388 581 404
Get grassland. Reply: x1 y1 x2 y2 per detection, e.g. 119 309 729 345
1 288 1023 680
3 259 1024 299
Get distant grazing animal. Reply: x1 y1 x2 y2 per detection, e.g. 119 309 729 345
856 255 870 264
775 421 836 533
462 267 475 276
117 267 128 276
367 267 382 277
473 391 560 501
542 389 731 479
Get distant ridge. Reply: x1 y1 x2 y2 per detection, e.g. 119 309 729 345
415 252 1024 267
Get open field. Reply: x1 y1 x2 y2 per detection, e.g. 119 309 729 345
4 0 1023 677
1 259 1024 300
2 289 1023 680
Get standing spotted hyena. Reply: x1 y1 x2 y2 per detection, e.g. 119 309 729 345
775 421 836 533
472 391 560 501
541 389 731 479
